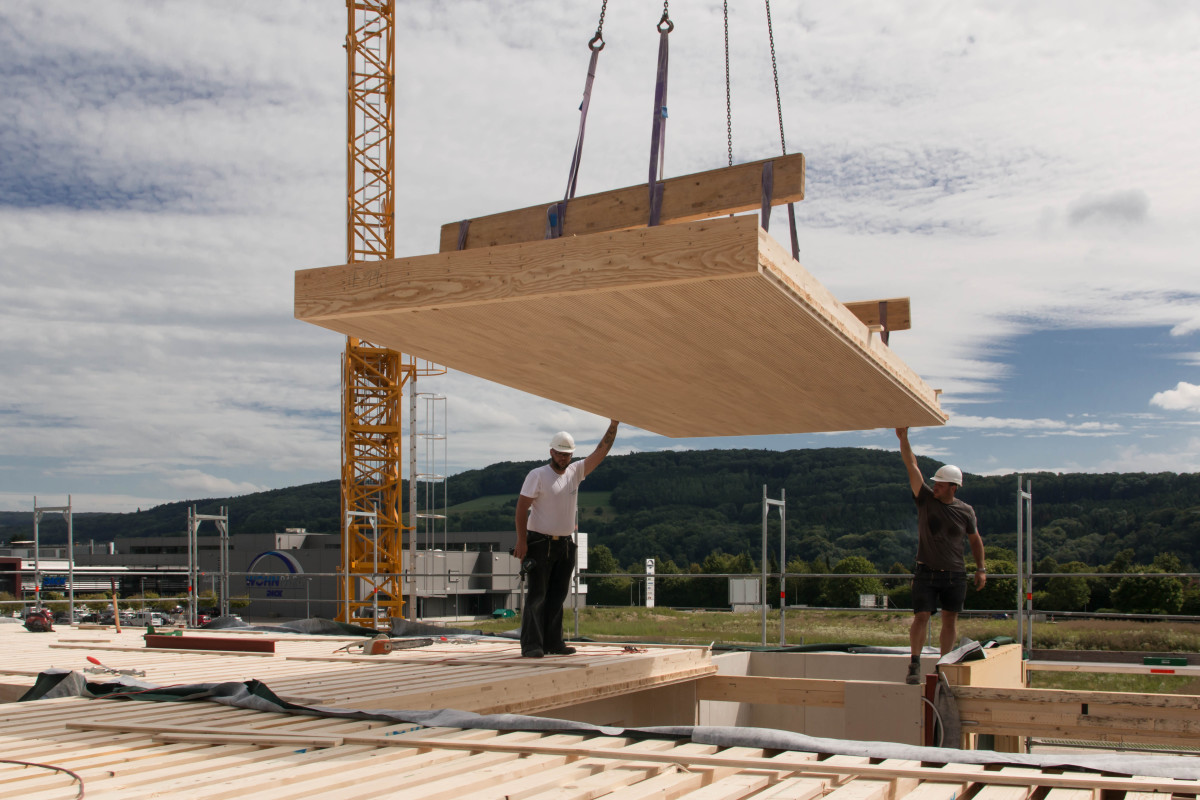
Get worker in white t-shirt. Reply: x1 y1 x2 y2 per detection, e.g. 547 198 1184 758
515 419 619 658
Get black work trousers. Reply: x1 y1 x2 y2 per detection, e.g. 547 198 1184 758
520 532 577 655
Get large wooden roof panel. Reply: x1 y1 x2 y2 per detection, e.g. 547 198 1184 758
297 215 946 437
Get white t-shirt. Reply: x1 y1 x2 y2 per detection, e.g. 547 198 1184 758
520 461 586 536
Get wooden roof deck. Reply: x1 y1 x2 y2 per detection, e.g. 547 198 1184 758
5 693 1200 800
0 623 713 714
5 624 1200 798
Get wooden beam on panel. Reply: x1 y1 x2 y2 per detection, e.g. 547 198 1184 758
439 153 805 252
844 298 912 332
952 685 1200 746
695 675 846 707
297 215 947 437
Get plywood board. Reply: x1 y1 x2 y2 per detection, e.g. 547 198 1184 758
296 215 947 437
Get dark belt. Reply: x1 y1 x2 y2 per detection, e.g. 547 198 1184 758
528 530 570 541
916 563 962 574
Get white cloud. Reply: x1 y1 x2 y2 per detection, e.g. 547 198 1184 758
1096 437 1200 474
1150 382 1200 412
161 470 268 498
3 1 1200 512
948 415 1122 434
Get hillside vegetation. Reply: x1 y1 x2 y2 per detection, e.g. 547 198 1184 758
5 448 1199 614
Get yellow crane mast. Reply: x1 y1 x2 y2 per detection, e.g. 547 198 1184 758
342 0 441 628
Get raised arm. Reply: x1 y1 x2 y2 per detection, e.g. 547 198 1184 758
895 427 926 498
583 420 620 476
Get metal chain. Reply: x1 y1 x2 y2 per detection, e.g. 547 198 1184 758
589 0 608 50
724 0 732 167
764 0 787 155
658 0 673 33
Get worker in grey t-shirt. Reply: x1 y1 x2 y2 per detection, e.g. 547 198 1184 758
896 427 986 685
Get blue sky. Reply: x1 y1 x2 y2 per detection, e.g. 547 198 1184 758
1 2 1198 513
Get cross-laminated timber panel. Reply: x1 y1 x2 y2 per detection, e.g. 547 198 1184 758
296 215 947 437
0 625 714 718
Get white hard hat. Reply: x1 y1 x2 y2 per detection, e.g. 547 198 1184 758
549 431 576 454
932 465 963 486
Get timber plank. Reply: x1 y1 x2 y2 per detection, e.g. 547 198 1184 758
439 154 805 252
696 675 846 707
1027 660 1200 677
843 298 912 332
953 685 1200 745
757 775 832 800
454 734 646 800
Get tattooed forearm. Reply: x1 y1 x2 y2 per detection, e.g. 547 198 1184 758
598 420 619 452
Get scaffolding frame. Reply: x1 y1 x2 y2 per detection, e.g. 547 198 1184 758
32 496 72 615
187 505 229 625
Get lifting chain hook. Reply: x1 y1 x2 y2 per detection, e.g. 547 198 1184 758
658 0 673 33
590 0 608 51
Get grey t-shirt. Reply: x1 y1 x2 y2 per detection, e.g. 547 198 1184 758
914 484 978 572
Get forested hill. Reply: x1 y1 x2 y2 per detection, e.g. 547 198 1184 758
5 448 1200 572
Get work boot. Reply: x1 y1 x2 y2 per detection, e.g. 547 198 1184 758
546 646 576 656
522 648 544 658
905 662 921 685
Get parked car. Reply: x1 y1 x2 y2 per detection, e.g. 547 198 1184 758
194 614 211 627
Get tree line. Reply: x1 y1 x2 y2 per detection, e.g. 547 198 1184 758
5 447 1199 616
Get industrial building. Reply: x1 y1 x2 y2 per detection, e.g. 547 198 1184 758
2 530 588 621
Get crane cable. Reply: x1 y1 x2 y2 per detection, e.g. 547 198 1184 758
763 0 800 260
724 0 732 168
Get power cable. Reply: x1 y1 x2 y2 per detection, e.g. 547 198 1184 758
0 759 85 798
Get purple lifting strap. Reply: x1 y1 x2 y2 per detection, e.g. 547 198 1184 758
878 300 890 346
761 163 801 261
760 161 775 232
549 45 603 241
786 202 800 261
564 47 601 204
647 27 670 227
457 219 470 251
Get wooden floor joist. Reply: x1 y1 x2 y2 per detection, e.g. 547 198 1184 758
296 214 946 436
4 696 1200 800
